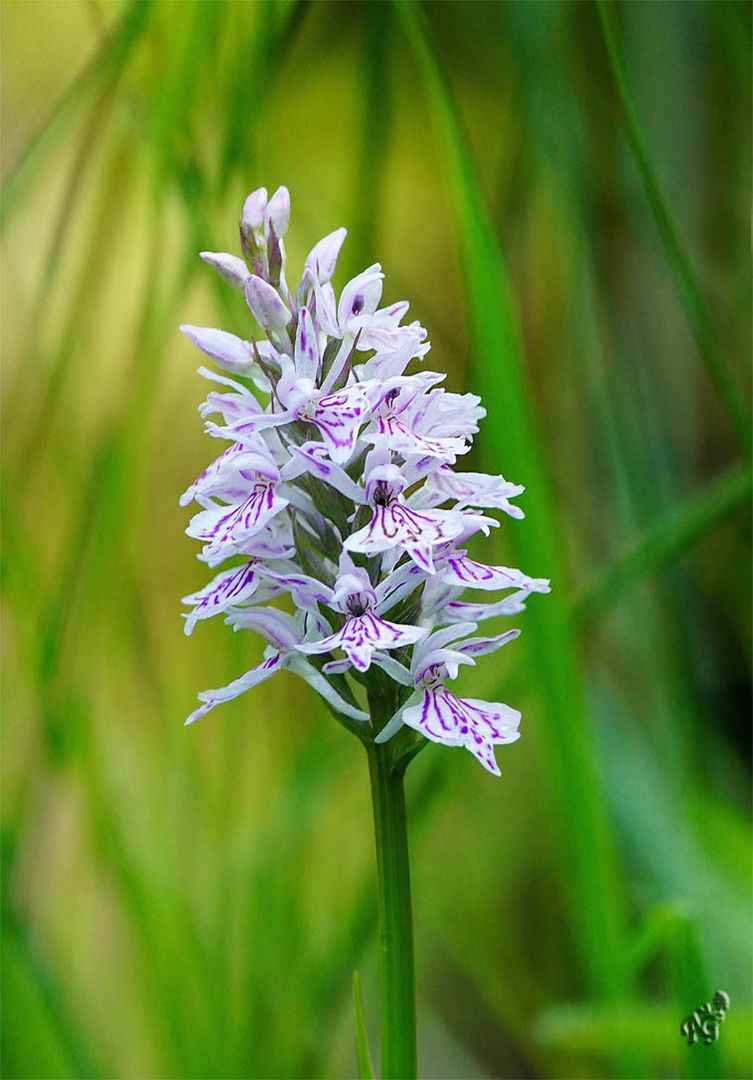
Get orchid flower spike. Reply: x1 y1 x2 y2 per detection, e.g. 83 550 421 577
180 186 550 775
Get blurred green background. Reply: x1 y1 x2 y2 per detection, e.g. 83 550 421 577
2 1 751 1077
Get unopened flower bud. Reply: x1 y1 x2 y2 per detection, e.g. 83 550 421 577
200 252 250 291
245 275 292 331
265 185 290 239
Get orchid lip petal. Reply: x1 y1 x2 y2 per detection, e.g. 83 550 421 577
297 612 426 673
402 688 520 775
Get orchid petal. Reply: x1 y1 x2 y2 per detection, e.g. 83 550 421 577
295 307 320 381
185 652 283 725
402 689 520 775
305 227 347 283
182 561 260 634
311 387 367 464
298 613 426 673
440 553 550 593
242 188 268 232
265 185 290 238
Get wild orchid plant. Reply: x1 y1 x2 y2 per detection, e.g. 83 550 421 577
180 186 549 1078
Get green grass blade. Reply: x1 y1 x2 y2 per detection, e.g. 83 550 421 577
597 0 752 453
0 0 151 230
533 1001 750 1075
346 2 393 279
573 458 751 625
352 970 375 1079
393 0 628 1004
670 914 723 1079
1 906 100 1078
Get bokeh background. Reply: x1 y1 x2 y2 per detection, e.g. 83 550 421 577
2 2 751 1077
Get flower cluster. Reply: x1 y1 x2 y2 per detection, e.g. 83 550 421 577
180 186 549 775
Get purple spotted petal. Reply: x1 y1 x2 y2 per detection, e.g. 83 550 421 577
187 483 289 559
186 652 283 725
454 628 521 658
298 613 426 672
180 442 251 507
421 466 526 518
362 417 469 462
440 553 551 593
182 561 260 634
443 593 531 623
338 264 383 328
344 504 465 561
310 387 367 464
402 689 521 775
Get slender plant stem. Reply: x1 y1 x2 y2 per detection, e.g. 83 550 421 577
366 733 417 1080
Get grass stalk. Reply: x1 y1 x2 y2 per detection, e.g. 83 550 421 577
597 0 752 453
394 0 628 1003
572 457 751 625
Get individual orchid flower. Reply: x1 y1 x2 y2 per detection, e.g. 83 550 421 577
344 460 468 573
337 264 384 339
185 438 289 565
361 373 470 461
374 625 522 776
297 557 427 672
211 308 369 464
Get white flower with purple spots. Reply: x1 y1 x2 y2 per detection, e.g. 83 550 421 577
344 461 468 573
297 560 427 672
374 626 522 775
180 185 549 775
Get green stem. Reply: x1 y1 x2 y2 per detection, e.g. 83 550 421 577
366 734 417 1079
